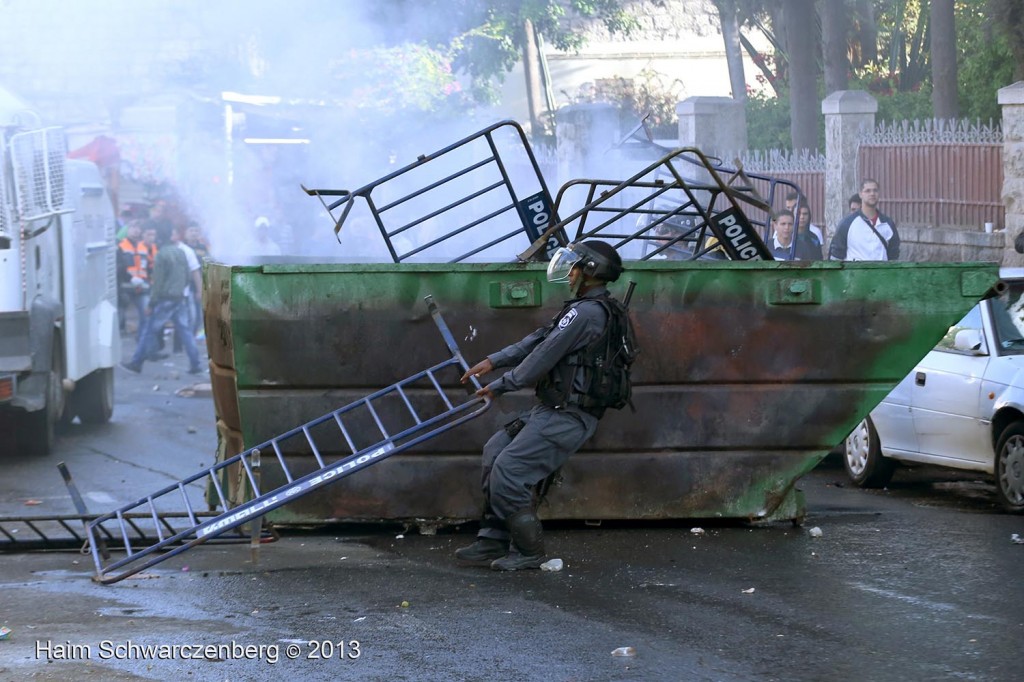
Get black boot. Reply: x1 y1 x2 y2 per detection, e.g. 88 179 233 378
455 537 508 563
491 510 546 571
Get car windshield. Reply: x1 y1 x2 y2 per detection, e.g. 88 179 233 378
990 280 1024 354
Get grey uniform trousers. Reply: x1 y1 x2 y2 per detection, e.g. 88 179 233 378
477 403 598 542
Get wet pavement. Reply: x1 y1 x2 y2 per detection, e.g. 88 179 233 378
1 339 1023 681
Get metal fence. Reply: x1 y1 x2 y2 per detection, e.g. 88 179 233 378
734 150 826 228
857 120 1004 230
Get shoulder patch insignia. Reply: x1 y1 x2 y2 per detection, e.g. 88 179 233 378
558 308 578 330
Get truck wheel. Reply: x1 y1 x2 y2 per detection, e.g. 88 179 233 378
844 417 896 488
75 367 115 424
22 347 66 456
995 422 1024 513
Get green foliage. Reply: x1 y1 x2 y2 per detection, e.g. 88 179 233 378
872 0 930 92
849 64 933 122
957 3 1015 121
745 89 791 150
426 0 639 104
331 45 466 125
742 0 1013 142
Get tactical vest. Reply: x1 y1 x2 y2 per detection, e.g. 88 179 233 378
536 293 638 417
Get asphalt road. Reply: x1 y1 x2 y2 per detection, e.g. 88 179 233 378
1 341 1023 681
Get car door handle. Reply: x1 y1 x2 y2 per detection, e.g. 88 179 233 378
916 372 926 386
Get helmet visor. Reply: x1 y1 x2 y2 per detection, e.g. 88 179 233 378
546 246 582 283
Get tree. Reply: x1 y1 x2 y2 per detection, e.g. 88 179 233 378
990 0 1024 80
786 0 818 152
930 0 958 118
369 0 636 107
521 18 545 135
852 0 878 66
821 0 850 95
713 0 748 101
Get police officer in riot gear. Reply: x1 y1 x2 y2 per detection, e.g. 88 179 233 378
456 240 623 570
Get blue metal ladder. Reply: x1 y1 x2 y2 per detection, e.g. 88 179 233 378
87 296 491 584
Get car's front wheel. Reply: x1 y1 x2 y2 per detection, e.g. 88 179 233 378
995 422 1024 513
844 416 896 488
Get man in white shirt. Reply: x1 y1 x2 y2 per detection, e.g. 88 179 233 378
829 179 900 261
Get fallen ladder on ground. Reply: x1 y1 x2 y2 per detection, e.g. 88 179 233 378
86 296 491 584
0 462 277 553
0 511 277 552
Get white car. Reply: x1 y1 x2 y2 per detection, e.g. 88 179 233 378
844 269 1024 513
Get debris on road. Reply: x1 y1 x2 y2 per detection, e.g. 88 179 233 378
742 587 756 594
23 499 42 506
175 382 212 398
808 527 823 538
611 646 636 657
0 626 11 640
1011 533 1024 545
690 527 705 535
540 558 563 572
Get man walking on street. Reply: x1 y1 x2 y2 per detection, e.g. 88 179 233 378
455 240 631 571
170 224 204 373
121 224 201 374
829 179 900 261
117 220 150 337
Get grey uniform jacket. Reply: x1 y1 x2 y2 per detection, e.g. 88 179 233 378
484 286 611 400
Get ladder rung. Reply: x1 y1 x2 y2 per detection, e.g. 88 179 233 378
426 370 454 410
240 452 261 497
269 441 293 483
394 385 422 425
208 470 228 511
333 413 358 455
158 515 179 539
116 511 133 556
56 519 83 541
178 483 198 526
147 498 164 543
302 426 326 468
364 398 389 441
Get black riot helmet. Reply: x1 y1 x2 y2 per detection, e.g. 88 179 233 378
546 240 623 284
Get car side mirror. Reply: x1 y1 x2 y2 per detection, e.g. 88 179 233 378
953 329 984 353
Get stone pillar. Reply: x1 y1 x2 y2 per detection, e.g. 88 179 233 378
822 90 877 236
676 96 747 156
554 103 619 186
999 81 1024 266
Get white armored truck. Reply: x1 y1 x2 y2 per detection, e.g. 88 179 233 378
1 89 119 455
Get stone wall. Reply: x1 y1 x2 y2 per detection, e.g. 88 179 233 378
999 82 1024 267
562 0 718 43
898 226 1005 263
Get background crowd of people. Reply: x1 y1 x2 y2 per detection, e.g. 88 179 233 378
768 180 899 262
116 197 211 375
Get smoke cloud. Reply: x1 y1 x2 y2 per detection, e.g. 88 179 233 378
0 1 526 262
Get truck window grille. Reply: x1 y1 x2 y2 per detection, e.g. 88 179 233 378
9 127 69 221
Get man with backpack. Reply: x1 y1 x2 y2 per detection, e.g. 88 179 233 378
456 240 635 571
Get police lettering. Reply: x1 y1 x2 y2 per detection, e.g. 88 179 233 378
717 213 763 261
527 200 549 226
